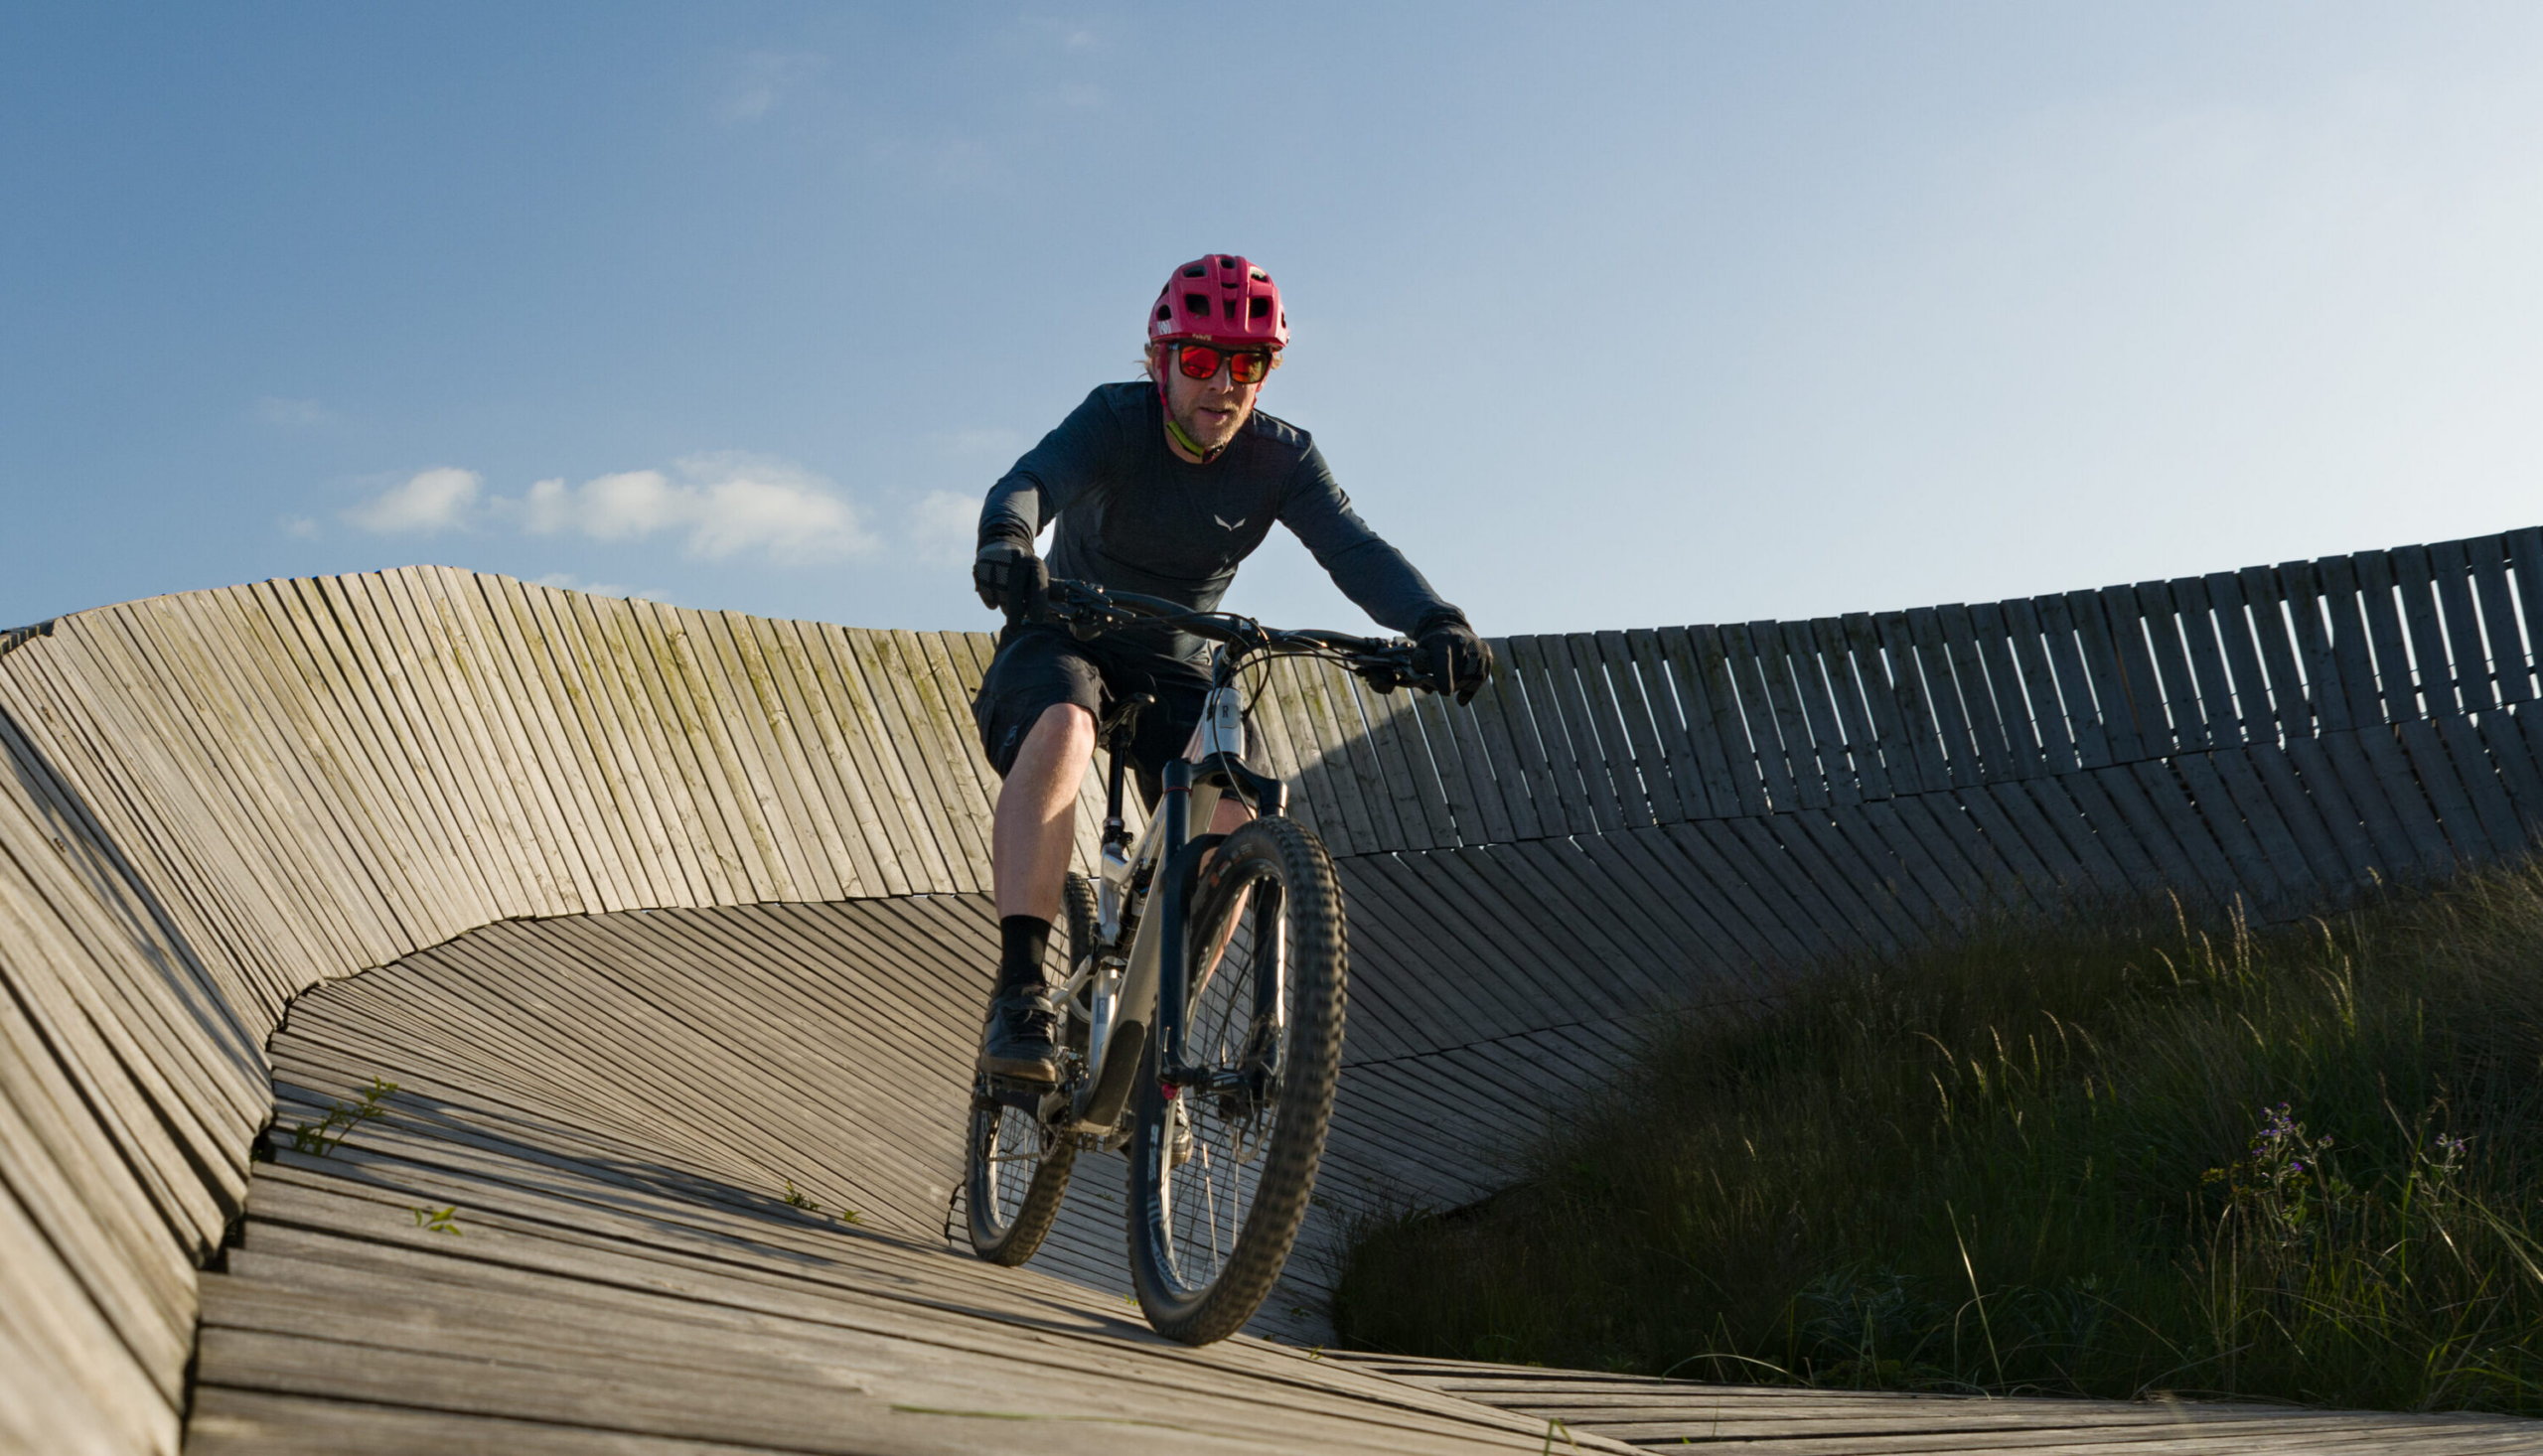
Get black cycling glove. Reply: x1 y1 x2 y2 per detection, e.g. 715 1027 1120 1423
973 539 1045 621
1414 611 1493 705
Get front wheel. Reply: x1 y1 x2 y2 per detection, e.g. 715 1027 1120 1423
966 872 1096 1264
1127 817 1348 1344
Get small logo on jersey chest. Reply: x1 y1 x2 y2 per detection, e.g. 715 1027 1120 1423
1213 513 1248 532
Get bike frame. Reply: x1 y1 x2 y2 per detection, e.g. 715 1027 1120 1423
1063 673 1290 1141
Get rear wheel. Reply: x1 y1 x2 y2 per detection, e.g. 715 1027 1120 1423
1127 817 1347 1344
966 872 1097 1264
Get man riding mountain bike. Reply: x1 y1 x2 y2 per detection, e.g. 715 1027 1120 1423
969 253 1491 1083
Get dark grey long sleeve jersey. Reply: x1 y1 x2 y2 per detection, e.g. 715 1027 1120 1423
977 381 1463 662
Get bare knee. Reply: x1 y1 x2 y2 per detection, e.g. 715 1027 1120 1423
1026 702 1097 760
999 703 1096 804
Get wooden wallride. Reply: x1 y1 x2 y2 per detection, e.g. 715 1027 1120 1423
1 535 2539 1453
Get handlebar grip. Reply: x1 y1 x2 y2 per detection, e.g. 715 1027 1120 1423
1001 557 1051 629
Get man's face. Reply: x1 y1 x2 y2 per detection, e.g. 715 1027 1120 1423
1153 343 1268 459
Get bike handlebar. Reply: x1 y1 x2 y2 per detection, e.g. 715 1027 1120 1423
1019 577 1443 696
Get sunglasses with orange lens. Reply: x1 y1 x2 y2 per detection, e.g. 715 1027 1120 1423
1174 343 1273 384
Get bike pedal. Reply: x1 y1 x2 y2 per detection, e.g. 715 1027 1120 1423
980 1076 1057 1113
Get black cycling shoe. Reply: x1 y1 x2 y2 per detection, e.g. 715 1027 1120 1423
978 990 1065 1084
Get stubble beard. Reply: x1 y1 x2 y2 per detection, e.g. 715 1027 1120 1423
1173 395 1248 456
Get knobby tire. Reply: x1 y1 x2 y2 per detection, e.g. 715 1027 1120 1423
1127 817 1347 1345
965 872 1097 1264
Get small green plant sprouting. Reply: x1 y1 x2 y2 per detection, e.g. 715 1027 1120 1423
280 1076 399 1158
2200 1101 2356 1249
781 1179 862 1226
410 1205 463 1237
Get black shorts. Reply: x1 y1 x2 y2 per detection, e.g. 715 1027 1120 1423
972 625 1266 804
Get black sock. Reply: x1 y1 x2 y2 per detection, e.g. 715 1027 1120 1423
996 915 1054 996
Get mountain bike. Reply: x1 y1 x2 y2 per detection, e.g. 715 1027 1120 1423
963 576 1443 1345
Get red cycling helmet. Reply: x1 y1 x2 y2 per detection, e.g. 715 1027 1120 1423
1148 254 1287 351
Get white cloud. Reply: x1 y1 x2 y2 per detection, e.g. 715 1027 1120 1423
532 573 673 603
499 452 876 564
908 490 979 568
280 515 321 540
344 468 481 534
257 396 333 428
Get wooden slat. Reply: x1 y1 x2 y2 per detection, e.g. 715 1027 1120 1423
1717 623 1800 812
1999 599 2079 774
466 578 666 912
1351 665 1458 847
693 611 848 900
827 627 972 891
544 585 732 906
1459 639 1549 840
175 588 411 960
309 574 508 922
1739 624 1821 810
2392 545 2461 719
1420 673 1512 845
1659 625 1757 815
2432 539 2497 713
1903 607 1982 788
1776 621 1855 806
2308 556 2382 735
2169 577 2246 747
2101 585 2174 758
404 570 610 916
1593 630 1681 822
1498 636 1598 836
2510 527 2543 703
2033 593 2111 770
1967 602 2048 779
2469 534 2532 705
1811 617 1890 800
736 613 888 897
1935 604 2017 781
1272 654 1383 855
2135 585 2207 751
1538 635 1634 832
1872 611 1952 790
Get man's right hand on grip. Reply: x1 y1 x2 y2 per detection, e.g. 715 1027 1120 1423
974 540 1047 624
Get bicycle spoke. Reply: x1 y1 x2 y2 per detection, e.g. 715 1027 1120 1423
1161 872 1285 1290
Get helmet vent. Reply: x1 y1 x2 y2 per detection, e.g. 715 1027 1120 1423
1222 299 1240 321
1249 297 1271 319
1218 255 1237 267
1183 293 1211 314
1250 269 1269 281
1156 305 1173 322
1182 264 1207 278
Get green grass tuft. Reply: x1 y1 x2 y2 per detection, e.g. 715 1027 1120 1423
1332 858 2543 1412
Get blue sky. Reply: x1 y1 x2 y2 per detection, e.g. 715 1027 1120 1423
5 4 2540 637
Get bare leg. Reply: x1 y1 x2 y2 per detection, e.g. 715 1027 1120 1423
992 703 1097 922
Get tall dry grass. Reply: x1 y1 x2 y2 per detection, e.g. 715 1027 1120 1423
1332 858 2543 1411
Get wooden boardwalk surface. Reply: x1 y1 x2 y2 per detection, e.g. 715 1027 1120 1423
194 902 2535 1453
3 536 2542 1452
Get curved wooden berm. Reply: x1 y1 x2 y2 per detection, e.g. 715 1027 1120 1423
1 533 2540 1452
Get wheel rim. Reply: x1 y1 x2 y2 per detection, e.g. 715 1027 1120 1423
1156 872 1285 1294
981 1103 1049 1234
